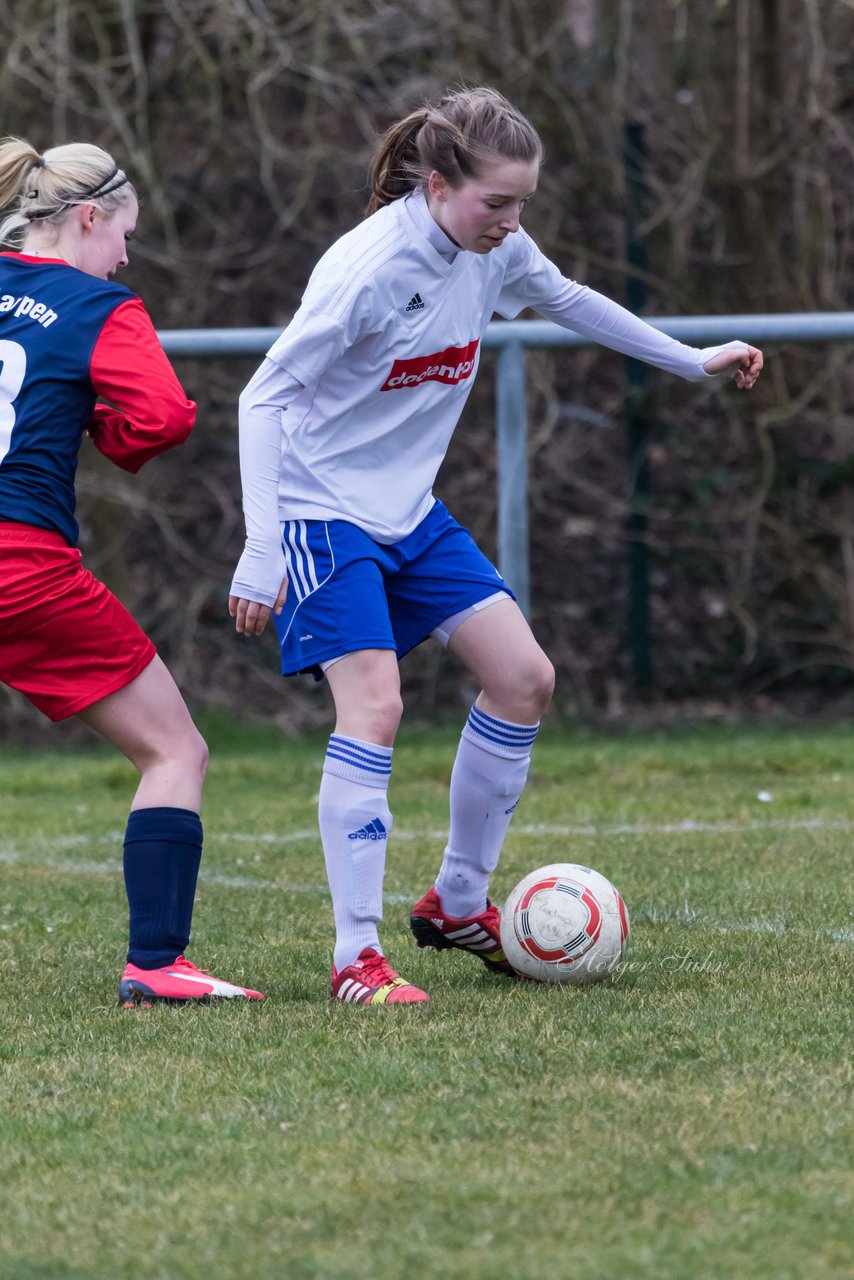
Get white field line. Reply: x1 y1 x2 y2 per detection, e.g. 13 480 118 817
1 817 852 944
2 813 853 860
213 815 854 841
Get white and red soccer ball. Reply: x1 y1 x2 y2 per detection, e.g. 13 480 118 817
500 863 630 985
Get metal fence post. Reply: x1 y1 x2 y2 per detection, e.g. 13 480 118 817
625 120 653 688
495 339 530 618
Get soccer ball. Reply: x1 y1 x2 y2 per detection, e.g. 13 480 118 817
500 863 630 985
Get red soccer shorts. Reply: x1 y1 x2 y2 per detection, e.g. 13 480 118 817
0 522 155 721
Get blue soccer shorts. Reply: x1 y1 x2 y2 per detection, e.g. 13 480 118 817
273 499 514 678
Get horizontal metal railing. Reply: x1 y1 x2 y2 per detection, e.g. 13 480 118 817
158 313 854 617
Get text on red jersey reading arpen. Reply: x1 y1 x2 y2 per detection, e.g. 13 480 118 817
380 339 480 391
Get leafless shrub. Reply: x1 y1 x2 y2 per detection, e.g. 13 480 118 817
1 0 852 735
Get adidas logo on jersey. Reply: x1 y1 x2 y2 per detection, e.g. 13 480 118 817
405 292 425 312
347 818 388 841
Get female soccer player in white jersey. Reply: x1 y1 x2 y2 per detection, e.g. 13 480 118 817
229 87 763 1005
0 137 262 1005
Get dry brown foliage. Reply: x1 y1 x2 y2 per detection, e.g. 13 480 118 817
1 0 853 734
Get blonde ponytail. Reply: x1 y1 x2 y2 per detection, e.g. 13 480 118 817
0 136 133 247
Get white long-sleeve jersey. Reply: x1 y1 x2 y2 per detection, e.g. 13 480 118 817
232 188 746 605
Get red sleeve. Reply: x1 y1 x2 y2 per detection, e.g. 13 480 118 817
87 297 196 474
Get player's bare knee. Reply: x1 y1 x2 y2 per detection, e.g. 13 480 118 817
531 655 556 717
513 666 554 722
193 731 210 784
341 685 403 745
365 689 404 743
485 653 554 722
150 726 208 782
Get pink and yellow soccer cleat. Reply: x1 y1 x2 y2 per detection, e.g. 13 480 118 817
331 947 430 1005
118 955 264 1006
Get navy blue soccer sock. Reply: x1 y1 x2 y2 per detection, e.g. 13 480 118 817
123 807 203 969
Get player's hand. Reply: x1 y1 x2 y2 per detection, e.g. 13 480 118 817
228 576 288 637
703 344 764 390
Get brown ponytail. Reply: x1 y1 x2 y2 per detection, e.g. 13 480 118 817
366 87 543 216
367 108 430 216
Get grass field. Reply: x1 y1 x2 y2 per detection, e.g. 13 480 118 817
1 720 852 1280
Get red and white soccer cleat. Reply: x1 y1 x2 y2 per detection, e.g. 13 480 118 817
118 955 264 1006
409 886 514 974
331 947 430 1005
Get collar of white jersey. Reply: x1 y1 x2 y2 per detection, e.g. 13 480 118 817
403 187 460 263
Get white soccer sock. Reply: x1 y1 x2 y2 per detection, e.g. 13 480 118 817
319 734 393 971
435 705 539 918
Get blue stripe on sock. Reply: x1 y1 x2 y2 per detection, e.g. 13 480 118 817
328 734 392 760
326 750 392 776
467 706 539 747
466 722 528 751
326 736 393 776
468 705 539 738
325 749 391 778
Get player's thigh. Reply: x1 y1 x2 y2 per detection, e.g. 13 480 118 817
448 597 555 720
78 655 207 772
324 649 403 745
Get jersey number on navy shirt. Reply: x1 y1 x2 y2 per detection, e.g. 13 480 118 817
0 339 27 462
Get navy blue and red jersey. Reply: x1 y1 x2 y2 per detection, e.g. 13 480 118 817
0 252 195 545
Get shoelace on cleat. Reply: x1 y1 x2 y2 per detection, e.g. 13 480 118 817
168 957 208 977
359 952 405 988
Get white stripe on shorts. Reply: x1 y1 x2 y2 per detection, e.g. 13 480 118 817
282 520 319 599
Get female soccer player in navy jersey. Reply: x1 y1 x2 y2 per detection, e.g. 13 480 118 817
229 87 763 1005
0 137 262 1005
